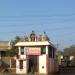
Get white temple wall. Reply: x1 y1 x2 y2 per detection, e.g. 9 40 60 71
38 55 47 74
16 59 28 74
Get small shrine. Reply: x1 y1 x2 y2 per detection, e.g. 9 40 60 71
15 31 58 74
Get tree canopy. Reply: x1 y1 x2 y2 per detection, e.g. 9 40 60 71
9 36 20 57
64 45 75 56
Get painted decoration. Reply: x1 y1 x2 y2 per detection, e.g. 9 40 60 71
26 47 41 55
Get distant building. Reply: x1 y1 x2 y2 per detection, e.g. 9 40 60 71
0 41 12 67
15 31 59 74
56 51 75 67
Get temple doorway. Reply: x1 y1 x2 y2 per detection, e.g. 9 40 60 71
28 55 38 73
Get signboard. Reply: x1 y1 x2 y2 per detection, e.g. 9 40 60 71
26 47 41 55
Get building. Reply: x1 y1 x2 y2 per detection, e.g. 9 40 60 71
0 41 12 67
15 31 59 74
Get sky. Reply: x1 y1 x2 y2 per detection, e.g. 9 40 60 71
0 0 75 50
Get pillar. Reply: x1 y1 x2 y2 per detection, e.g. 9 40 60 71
10 58 11 68
0 52 1 66
46 45 48 74
24 47 27 55
46 46 48 54
18 47 21 55
38 46 48 74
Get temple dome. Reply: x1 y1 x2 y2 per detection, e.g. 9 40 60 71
41 32 49 41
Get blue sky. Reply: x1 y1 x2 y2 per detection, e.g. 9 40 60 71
0 0 75 49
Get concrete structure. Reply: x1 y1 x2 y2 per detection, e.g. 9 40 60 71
15 31 58 74
0 41 12 67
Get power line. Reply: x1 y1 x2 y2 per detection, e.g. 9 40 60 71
0 13 75 18
0 24 75 33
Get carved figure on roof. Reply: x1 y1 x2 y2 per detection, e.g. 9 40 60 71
30 31 36 41
41 32 49 41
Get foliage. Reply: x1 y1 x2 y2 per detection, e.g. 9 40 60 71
64 45 75 56
8 36 20 57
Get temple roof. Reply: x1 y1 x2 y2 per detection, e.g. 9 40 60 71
15 41 56 49
15 31 55 48
15 41 50 46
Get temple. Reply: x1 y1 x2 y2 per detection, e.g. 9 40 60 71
15 31 58 74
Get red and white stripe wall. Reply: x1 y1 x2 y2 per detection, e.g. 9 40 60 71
37 46 58 74
37 46 48 74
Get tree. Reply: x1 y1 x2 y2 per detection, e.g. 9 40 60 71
64 45 75 56
9 36 20 57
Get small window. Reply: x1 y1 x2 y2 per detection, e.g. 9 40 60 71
21 47 24 54
1 51 6 57
41 46 46 54
20 60 23 69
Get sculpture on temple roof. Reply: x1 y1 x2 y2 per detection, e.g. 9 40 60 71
16 31 49 42
40 32 49 41
30 31 36 41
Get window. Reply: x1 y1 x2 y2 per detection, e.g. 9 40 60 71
52 48 54 58
21 47 24 54
1 51 6 57
48 46 55 58
41 46 46 54
20 60 23 69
